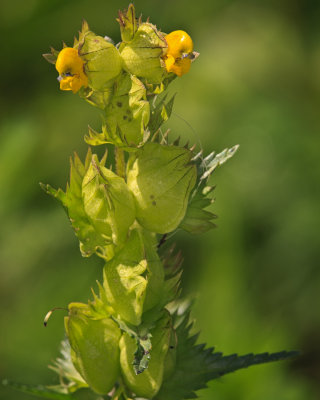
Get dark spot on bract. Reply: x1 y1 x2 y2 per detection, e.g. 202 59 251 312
116 101 122 107
152 201 156 206
126 109 131 115
150 195 154 199
123 115 127 120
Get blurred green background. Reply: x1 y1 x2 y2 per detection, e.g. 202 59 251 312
1 0 320 399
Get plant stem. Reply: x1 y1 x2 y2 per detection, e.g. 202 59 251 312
115 147 126 179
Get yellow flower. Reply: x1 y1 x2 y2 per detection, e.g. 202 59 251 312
163 30 194 77
55 47 88 93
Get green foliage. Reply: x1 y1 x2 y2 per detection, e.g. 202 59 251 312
2 381 76 400
157 306 298 400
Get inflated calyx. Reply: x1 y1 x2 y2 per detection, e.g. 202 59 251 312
64 302 121 395
127 142 197 233
103 227 165 326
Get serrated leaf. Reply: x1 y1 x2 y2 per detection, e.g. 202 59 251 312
180 185 217 235
2 380 75 400
156 311 298 400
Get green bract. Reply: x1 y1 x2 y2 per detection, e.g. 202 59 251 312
64 303 121 395
103 227 164 326
82 154 135 250
127 142 197 233
79 32 122 91
119 312 172 398
120 23 167 84
41 150 116 260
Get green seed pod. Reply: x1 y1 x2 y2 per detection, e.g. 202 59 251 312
79 31 122 91
82 154 135 247
64 302 121 395
103 227 164 326
127 143 197 233
120 23 167 84
119 312 172 398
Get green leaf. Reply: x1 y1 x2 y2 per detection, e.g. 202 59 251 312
156 310 299 400
2 380 75 400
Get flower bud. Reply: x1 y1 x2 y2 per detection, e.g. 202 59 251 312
119 312 172 398
103 227 164 326
64 302 121 395
82 154 135 247
120 23 167 84
127 143 197 233
79 31 122 91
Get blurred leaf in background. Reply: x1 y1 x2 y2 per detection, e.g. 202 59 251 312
0 0 320 399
